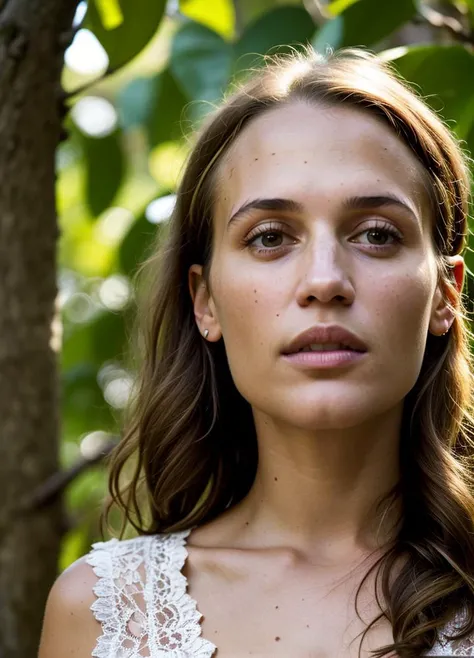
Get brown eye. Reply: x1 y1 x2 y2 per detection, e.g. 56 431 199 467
353 222 403 250
366 229 391 245
260 232 283 248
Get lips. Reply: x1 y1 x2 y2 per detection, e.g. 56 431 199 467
282 324 367 355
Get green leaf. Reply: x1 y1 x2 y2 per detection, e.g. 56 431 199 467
119 207 161 276
91 310 128 363
117 77 156 130
179 0 235 39
170 21 233 104
233 0 302 28
85 0 167 70
95 0 124 29
390 45 474 136
62 363 115 436
327 0 360 16
332 0 415 48
146 69 189 148
311 16 344 54
234 6 316 73
79 128 125 218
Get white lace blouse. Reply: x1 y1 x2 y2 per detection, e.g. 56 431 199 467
84 528 474 657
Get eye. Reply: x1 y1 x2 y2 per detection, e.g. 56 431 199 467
243 222 293 254
243 220 403 255
352 221 403 249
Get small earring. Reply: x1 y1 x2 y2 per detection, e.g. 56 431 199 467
203 329 209 339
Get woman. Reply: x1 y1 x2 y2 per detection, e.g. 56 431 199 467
39 47 474 658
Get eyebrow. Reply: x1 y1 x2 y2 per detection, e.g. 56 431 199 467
227 194 418 229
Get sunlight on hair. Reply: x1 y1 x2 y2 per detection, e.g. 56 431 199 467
273 58 313 96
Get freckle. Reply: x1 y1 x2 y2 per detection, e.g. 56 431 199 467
275 637 280 642
271 152 275 155
245 521 249 526
254 157 259 161
276 313 279 317
254 289 257 293
304 160 307 164
255 299 258 303
306 624 309 628
274 477 278 481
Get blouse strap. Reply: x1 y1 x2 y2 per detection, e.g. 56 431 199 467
85 530 217 657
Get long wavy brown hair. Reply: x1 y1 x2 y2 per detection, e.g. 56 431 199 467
100 47 474 657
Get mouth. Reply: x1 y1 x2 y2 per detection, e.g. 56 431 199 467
282 325 368 356
289 343 365 354
281 345 367 369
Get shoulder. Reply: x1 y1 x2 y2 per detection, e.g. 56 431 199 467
39 530 204 658
38 554 102 658
38 534 160 658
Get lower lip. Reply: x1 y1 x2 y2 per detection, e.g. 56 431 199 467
282 350 367 368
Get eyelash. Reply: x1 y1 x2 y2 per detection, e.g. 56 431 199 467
243 221 404 255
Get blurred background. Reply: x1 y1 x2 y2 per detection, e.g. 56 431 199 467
59 0 474 567
6 0 474 653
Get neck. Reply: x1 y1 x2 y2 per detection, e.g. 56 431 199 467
228 406 403 561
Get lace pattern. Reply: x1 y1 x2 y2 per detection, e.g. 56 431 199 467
85 530 217 658
425 607 474 656
85 529 474 657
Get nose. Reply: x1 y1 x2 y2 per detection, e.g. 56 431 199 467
295 229 355 307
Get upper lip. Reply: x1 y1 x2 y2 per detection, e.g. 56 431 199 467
282 324 368 354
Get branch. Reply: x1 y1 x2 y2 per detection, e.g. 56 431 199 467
231 0 244 38
302 0 330 27
61 66 115 102
20 436 118 512
414 3 474 47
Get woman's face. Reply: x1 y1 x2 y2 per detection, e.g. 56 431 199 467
190 101 457 430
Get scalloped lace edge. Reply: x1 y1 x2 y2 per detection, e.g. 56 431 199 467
85 531 218 658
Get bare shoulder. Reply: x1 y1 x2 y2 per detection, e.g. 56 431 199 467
38 555 101 658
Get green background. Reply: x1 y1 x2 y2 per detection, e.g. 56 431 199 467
59 0 474 569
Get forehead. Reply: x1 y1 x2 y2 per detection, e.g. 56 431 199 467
214 101 431 222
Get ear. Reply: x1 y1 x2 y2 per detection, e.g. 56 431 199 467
429 255 465 336
188 264 222 342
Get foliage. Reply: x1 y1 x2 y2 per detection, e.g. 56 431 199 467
59 0 474 568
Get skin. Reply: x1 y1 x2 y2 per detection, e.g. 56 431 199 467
37 101 466 658
184 100 465 655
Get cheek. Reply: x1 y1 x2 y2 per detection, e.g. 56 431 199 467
211 262 283 375
372 269 434 375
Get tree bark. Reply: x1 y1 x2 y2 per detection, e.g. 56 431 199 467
0 0 79 656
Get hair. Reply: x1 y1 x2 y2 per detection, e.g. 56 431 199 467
100 47 474 658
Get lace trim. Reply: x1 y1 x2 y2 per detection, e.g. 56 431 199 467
85 530 217 658
85 530 473 657
425 606 474 656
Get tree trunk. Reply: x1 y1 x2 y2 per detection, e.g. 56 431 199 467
0 0 79 656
